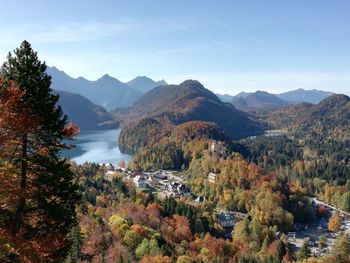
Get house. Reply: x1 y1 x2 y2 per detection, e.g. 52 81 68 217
133 176 148 188
208 173 218 183
154 173 167 180
177 184 190 194
194 196 205 203
210 141 227 159
100 163 115 171
116 167 127 173
287 232 296 241
304 236 316 246
104 171 116 181
218 212 235 228
169 182 179 193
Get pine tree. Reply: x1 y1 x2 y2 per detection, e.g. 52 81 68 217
297 242 311 261
65 225 83 263
0 40 81 261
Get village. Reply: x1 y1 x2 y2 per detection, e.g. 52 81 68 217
100 162 350 256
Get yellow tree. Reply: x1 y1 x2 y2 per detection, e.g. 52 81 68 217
328 213 342 232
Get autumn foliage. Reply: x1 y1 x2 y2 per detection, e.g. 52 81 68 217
0 41 80 262
328 213 342 232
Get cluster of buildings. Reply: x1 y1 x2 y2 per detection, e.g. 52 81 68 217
288 197 350 256
100 163 205 202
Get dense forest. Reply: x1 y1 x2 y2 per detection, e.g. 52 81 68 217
117 79 265 154
1 42 350 262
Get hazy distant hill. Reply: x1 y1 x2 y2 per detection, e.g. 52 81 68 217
276 88 334 104
126 76 167 93
217 89 334 111
265 94 350 138
231 91 289 110
47 66 142 110
216 93 235 102
118 80 264 153
235 91 252 98
55 90 118 130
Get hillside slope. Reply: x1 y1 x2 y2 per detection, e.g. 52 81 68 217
118 80 264 153
55 90 118 130
265 94 350 138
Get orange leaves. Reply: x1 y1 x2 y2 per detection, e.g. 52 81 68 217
328 213 342 232
0 79 40 134
130 224 146 237
0 229 66 263
140 255 171 263
161 215 192 245
63 122 80 138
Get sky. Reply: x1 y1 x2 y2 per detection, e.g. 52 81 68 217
0 0 349 95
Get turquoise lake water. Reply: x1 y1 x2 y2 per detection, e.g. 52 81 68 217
62 129 132 165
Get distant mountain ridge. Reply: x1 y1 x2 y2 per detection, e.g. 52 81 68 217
54 90 118 130
217 88 335 110
276 88 334 104
231 90 289 110
126 76 167 93
47 66 167 111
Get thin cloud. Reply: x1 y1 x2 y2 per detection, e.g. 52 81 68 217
0 21 134 45
215 19 266 45
211 40 241 50
163 18 242 51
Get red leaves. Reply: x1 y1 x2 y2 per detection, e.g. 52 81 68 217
161 215 192 245
0 79 39 134
63 122 80 138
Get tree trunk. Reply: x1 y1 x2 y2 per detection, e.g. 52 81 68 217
11 133 27 234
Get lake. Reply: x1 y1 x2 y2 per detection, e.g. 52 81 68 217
62 129 132 165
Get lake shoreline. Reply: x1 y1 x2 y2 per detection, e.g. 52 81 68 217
62 129 132 165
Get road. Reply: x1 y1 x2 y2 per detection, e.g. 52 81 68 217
311 197 350 217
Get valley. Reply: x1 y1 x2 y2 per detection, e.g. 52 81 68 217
62 129 131 164
1 2 350 261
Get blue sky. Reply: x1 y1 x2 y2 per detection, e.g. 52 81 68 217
0 0 349 95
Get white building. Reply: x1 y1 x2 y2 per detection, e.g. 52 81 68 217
208 173 218 183
104 171 116 181
100 163 115 171
133 176 148 188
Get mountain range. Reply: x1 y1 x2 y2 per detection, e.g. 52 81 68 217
46 66 342 136
217 88 334 111
47 66 167 111
117 80 265 153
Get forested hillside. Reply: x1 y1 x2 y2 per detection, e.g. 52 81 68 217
260 94 350 139
118 80 264 155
